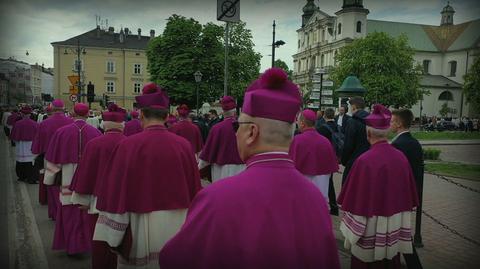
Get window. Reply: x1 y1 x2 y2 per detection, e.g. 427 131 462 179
133 64 141 75
356 21 362 33
133 82 141 94
321 54 325 67
321 29 325 41
106 61 115 73
338 23 342 35
423 60 431 74
106 81 115 93
449 61 457 76
438 91 453 101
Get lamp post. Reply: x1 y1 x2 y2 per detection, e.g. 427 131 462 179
194 71 203 116
271 20 285 67
64 38 86 102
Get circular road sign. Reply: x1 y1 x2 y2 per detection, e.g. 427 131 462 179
222 0 236 18
69 94 78 103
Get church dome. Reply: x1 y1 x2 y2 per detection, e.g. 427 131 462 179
442 3 455 13
303 0 317 15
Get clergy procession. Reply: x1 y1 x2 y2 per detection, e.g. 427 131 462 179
2 68 425 269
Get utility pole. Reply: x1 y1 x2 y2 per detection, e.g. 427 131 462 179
272 20 276 67
224 22 229 97
76 39 82 103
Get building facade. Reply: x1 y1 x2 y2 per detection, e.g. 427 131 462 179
293 0 480 117
0 58 32 105
52 26 154 110
30 64 43 104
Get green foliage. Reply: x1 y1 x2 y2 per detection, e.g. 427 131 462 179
330 32 423 107
439 102 453 117
411 131 480 140
425 162 480 181
463 57 480 114
423 148 441 160
147 16 261 107
274 59 293 80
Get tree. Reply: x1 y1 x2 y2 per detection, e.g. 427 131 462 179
147 17 261 107
274 59 293 80
463 56 480 114
330 32 423 107
439 102 452 118
147 14 202 107
227 21 262 104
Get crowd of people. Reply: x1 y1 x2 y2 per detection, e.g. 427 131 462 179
1 68 425 269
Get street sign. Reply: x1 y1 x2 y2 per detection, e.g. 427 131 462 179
217 0 240 22
310 92 320 100
69 94 78 103
321 97 334 105
314 68 326 74
322 80 334 87
321 89 333 96
68 75 80 86
313 83 321 90
307 101 320 109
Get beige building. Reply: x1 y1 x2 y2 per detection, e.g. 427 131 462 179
52 26 155 110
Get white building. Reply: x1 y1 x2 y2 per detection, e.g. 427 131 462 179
0 58 32 105
293 0 480 117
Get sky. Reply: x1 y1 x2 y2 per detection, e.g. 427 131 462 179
0 0 479 72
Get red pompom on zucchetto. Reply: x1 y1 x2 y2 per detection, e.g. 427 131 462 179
302 109 317 122
220 96 236 111
21 105 32 114
102 103 126 122
73 103 89 117
242 68 301 123
135 82 169 109
130 110 139 119
177 104 190 117
365 104 392 129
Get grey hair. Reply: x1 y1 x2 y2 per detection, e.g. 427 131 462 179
254 117 295 147
366 126 390 138
223 109 236 117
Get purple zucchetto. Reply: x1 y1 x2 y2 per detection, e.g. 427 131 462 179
365 104 392 130
73 103 89 117
102 103 127 122
135 82 169 109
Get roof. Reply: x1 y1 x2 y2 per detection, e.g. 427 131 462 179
367 19 480 52
420 75 462 88
51 27 151 50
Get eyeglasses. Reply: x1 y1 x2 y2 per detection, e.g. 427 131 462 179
232 121 255 132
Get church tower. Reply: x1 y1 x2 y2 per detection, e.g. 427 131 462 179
441 2 455 26
302 0 317 27
335 0 369 39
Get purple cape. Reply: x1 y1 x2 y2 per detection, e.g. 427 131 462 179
123 119 143 136
70 129 126 195
337 141 419 217
7 113 21 126
159 152 340 269
199 117 243 165
31 113 74 154
169 120 203 153
289 128 338 175
45 120 102 164
10 118 38 141
95 125 202 214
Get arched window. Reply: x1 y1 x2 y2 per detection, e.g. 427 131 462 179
356 21 362 33
438 91 453 101
321 54 325 67
338 23 342 35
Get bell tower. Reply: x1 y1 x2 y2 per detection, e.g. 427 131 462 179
302 0 317 27
441 2 455 26
335 0 369 39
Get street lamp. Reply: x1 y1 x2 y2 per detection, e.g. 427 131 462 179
64 38 86 102
194 71 203 116
271 20 286 67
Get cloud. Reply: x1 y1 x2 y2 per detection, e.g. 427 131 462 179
0 0 478 72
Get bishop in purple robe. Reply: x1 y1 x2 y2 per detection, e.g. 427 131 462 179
159 68 340 269
123 110 143 136
169 104 203 155
31 99 73 214
198 96 244 182
44 103 102 255
289 109 339 203
70 103 127 269
10 105 39 183
93 83 202 268
337 104 419 269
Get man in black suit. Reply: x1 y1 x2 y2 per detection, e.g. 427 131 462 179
334 106 350 134
391 108 423 269
341 96 370 185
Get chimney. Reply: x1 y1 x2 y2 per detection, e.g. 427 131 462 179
150 29 155 39
96 25 101 38
108 26 114 35
124 27 129 35
119 28 125 43
137 28 141 40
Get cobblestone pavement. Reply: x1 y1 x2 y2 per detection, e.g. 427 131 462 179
423 144 480 165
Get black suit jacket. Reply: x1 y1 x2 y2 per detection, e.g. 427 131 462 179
392 132 424 192
334 114 350 133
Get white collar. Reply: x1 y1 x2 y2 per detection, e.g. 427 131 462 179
391 130 409 143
